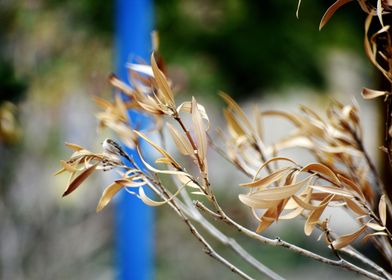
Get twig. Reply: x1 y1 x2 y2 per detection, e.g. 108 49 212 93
302 213 392 279
348 124 392 218
201 202 386 280
172 111 386 279
341 247 392 280
194 200 221 219
172 180 285 280
144 179 255 280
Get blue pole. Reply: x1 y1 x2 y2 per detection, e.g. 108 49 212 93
115 1 154 280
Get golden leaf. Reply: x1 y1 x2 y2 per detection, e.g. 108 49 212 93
220 92 253 132
240 167 293 188
137 146 188 176
176 101 209 124
96 182 124 212
362 232 388 242
337 174 365 200
279 207 304 220
62 163 98 197
191 97 208 164
109 73 134 96
253 157 297 180
332 225 367 250
151 52 175 107
292 195 317 210
167 123 194 156
361 88 388 99
344 197 367 216
309 185 353 198
304 194 334 236
366 222 385 231
238 194 282 209
224 108 247 139
377 0 384 27
60 160 80 173
65 142 85 151
256 200 287 232
301 163 340 185
379 194 387 226
134 130 181 169
138 184 186 206
261 110 303 127
176 174 200 189
93 96 113 110
243 176 312 201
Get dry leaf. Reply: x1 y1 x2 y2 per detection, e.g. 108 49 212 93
377 0 384 27
224 108 246 139
62 163 98 197
344 197 367 216
240 167 293 188
238 194 282 209
151 52 175 107
109 73 134 96
242 176 312 201
337 174 365 200
379 194 387 226
361 88 389 99
177 102 209 123
256 200 288 232
319 0 353 30
253 157 297 180
366 222 385 231
167 123 193 156
332 225 367 249
220 92 253 132
176 174 200 189
134 130 181 169
191 97 208 164
304 194 334 236
363 232 388 242
137 147 188 176
309 185 353 198
292 195 317 210
65 142 85 151
96 182 124 212
301 163 340 185
138 184 186 206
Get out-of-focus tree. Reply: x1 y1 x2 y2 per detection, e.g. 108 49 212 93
156 0 364 99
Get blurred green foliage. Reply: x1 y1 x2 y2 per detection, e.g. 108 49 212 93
156 0 364 99
0 3 26 103
0 0 365 102
45 0 113 36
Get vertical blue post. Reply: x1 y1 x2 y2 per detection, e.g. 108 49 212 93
115 1 154 280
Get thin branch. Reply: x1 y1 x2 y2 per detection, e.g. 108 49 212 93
341 247 392 280
348 124 392 217
202 202 386 280
172 111 387 279
144 179 255 280
172 180 285 280
194 200 221 219
302 214 392 279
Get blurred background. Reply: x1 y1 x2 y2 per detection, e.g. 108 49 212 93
0 0 382 279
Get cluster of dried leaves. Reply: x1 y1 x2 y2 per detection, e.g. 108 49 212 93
56 2 392 279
